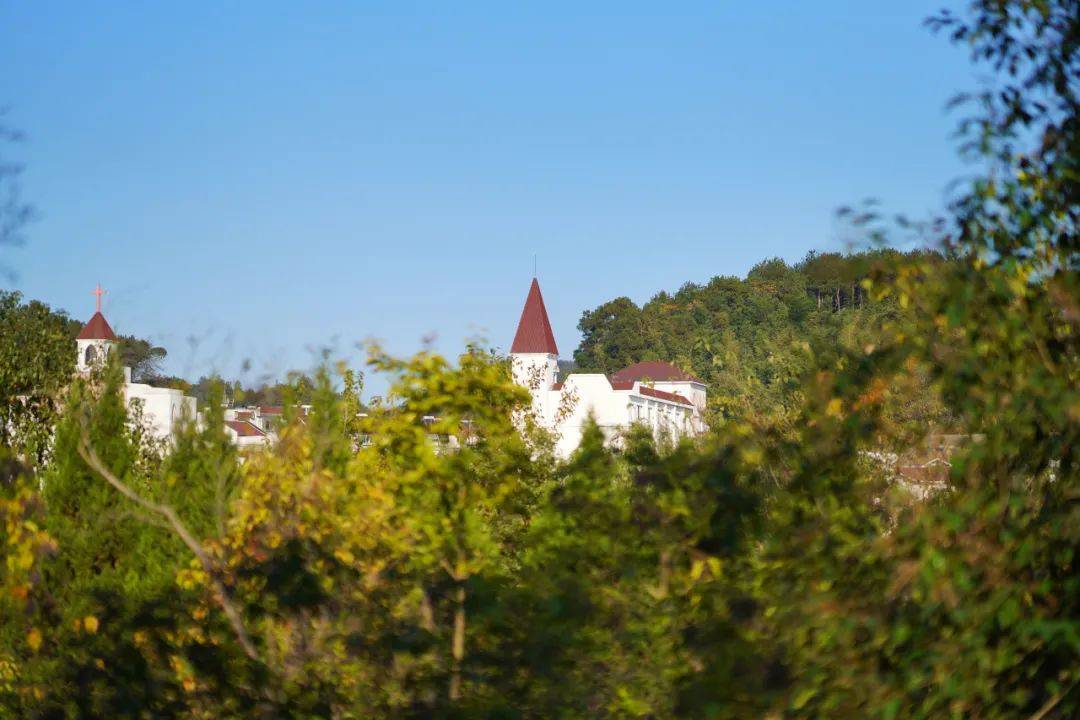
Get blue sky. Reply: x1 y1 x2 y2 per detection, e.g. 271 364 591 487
2 1 976 392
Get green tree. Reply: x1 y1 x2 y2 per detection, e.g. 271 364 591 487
340 365 364 447
574 296 652 374
0 291 81 464
117 335 168 383
745 1 1080 716
572 249 944 431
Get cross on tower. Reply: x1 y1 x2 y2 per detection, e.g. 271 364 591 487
92 283 106 313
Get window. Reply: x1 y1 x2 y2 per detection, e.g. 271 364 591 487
85 345 97 366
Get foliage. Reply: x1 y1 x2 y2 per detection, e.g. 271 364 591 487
0 456 56 708
573 248 951 432
0 291 82 463
748 1 1080 716
183 371 321 410
340 365 365 447
0 291 180 463
117 335 168 383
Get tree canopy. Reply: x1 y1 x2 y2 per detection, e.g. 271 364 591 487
573 248 951 431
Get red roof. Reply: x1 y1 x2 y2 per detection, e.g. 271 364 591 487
638 386 693 406
611 361 703 385
510 278 559 355
259 406 283 415
225 420 266 437
609 379 635 391
77 312 117 341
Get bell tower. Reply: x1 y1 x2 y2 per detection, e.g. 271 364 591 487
509 277 559 397
76 283 118 372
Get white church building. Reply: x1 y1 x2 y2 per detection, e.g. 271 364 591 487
76 288 196 443
510 278 706 458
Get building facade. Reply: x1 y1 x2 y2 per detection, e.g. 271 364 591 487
509 278 706 458
76 296 196 443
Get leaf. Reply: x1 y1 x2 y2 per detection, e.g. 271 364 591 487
26 628 41 652
792 687 816 710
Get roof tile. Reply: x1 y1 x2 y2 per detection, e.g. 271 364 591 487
77 312 117 341
225 420 266 437
638 386 693 406
611 361 703 385
510 278 559 355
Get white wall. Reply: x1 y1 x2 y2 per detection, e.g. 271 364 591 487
651 380 708 413
508 348 707 457
224 427 270 449
539 375 700 458
76 338 114 373
125 381 196 442
512 353 559 394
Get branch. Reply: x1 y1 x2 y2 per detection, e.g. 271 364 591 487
1028 683 1075 720
77 434 261 662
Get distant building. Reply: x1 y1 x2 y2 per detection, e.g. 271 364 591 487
221 404 314 449
509 278 706 457
76 285 196 442
223 417 270 449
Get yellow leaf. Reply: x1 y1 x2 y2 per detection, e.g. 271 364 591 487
84 615 99 634
26 628 41 652
826 398 844 418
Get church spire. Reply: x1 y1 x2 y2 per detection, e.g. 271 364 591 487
511 278 559 355
77 283 117 341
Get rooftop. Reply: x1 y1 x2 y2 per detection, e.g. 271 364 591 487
510 278 559 355
76 311 117 341
225 420 266 437
638 385 694 406
610 361 703 385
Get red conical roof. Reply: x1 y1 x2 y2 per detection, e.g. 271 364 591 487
511 278 558 355
611 361 704 385
77 311 117 341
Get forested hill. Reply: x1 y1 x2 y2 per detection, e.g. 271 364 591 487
572 248 944 423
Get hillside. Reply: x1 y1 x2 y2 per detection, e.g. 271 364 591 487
572 249 945 425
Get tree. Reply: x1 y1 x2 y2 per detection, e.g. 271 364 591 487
573 296 651 374
117 335 168 383
339 365 364 447
0 291 81 464
573 249 942 431
746 2 1080 716
354 345 541 706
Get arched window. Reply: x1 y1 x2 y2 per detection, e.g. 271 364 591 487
85 345 98 366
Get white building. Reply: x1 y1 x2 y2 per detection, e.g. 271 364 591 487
223 418 270 449
222 407 273 449
510 278 707 458
76 295 196 443
220 404 316 450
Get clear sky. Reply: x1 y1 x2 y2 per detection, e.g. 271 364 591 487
2 1 976 392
